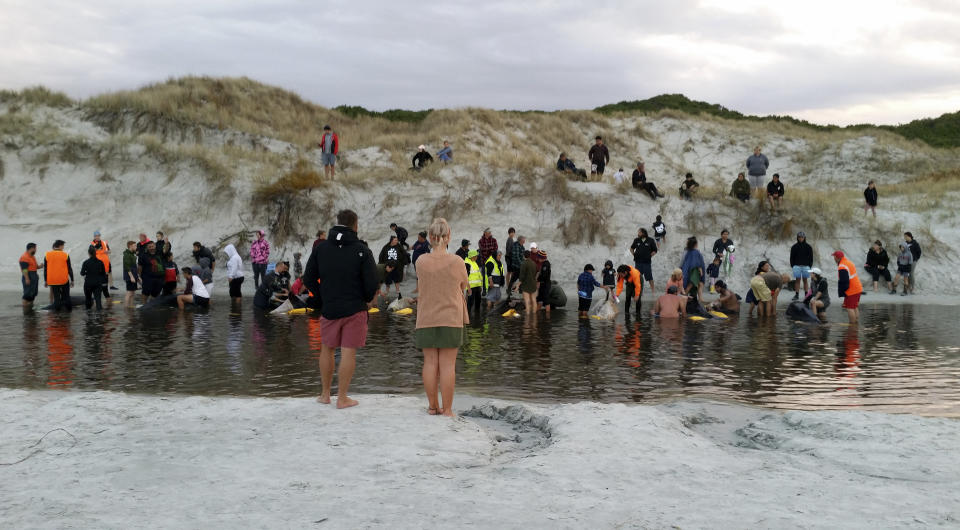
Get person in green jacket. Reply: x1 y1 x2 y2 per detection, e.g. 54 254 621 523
518 250 538 314
122 240 139 306
730 172 751 202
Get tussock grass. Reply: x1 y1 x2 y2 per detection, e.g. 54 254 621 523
0 86 73 108
254 158 322 201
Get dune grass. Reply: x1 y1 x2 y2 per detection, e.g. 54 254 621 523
0 86 73 108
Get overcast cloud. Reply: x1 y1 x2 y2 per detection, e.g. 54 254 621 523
2 0 959 125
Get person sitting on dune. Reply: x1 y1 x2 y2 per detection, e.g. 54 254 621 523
679 172 699 200
436 141 453 163
412 145 433 170
632 162 664 199
556 153 587 181
730 172 751 202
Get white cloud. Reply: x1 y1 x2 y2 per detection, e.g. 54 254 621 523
0 0 958 124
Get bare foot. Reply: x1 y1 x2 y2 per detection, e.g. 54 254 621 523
316 395 331 404
427 407 440 415
337 396 359 409
440 409 456 417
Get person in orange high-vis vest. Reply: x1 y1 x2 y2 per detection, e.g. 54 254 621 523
833 250 863 324
616 264 644 320
44 239 74 311
91 231 113 295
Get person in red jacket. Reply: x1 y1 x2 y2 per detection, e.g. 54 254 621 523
318 125 339 179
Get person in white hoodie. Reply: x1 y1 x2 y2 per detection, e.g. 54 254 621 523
224 244 244 301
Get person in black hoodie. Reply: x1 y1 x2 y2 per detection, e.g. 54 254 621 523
863 181 878 217
192 242 216 270
302 209 379 409
411 145 433 170
789 231 814 300
766 173 784 211
254 261 290 310
379 235 410 284
904 231 921 293
629 228 658 293
80 245 108 309
864 240 891 292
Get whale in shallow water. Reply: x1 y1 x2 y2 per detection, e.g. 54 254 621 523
786 301 823 324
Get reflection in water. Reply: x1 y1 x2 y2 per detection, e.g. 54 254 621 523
2 302 960 416
46 315 73 387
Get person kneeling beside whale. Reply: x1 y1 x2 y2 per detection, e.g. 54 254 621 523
177 267 210 310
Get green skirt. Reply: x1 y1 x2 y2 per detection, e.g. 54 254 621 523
415 326 464 349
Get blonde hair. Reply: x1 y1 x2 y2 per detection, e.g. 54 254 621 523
671 268 683 280
428 217 450 246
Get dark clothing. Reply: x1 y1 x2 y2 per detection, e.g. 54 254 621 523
623 282 642 317
468 287 482 312
577 272 603 299
679 178 698 199
192 246 215 267
22 271 39 301
632 170 661 198
866 248 890 270
630 237 657 265
252 262 267 288
864 187 878 206
379 243 409 266
123 249 139 282
712 238 733 259
455 247 470 260
588 144 610 166
478 236 498 265
412 151 433 169
707 263 720 279
601 267 616 287
80 257 107 288
804 277 831 310
302 225 379 320
790 241 814 267
84 285 105 310
393 226 409 248
536 261 552 306
652 221 666 241
51 284 72 311
485 259 505 286
229 277 244 298
411 240 430 264
254 271 285 309
746 153 769 176
767 180 784 196
557 158 587 180
730 178 751 201
907 240 921 261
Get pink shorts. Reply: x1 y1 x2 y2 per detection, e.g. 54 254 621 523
320 311 369 349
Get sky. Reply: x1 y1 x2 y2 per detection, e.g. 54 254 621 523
2 0 959 125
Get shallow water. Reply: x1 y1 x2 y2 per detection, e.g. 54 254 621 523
3 299 959 416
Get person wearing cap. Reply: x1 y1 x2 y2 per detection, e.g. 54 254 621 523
484 250 506 309
318 125 339 179
530 242 546 271
412 145 433 170
477 228 498 273
653 284 686 319
436 140 453 163
833 250 863 323
632 162 664 199
864 240 891 292
463 249 483 312
766 173 785 211
455 239 470 260
790 231 814 300
746 145 769 199
709 280 740 315
90 231 114 293
804 268 830 320
576 264 609 317
518 250 538 313
615 264 644 319
250 229 270 289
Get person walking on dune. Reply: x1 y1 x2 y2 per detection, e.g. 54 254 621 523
863 181 878 217
318 124 339 179
588 136 610 179
746 146 769 200
303 209 379 409
415 217 469 417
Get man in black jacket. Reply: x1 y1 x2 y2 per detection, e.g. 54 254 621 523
629 228 658 293
588 136 610 178
766 173 784 211
789 231 814 300
302 209 379 409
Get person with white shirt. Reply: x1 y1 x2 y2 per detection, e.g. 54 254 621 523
177 267 210 309
613 168 626 184
224 243 244 302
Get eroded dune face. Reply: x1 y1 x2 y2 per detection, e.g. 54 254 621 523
3 82 959 295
